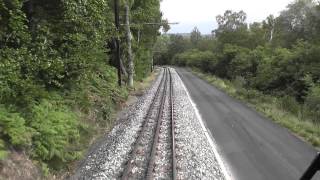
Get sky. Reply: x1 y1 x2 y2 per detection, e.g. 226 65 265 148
160 0 294 34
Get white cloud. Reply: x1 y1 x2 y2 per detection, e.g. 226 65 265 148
161 0 294 34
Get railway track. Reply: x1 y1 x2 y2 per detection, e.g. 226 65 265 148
121 67 177 180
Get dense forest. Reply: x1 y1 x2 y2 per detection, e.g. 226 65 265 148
0 0 163 176
155 0 320 143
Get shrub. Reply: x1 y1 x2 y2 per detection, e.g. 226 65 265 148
0 106 32 147
68 65 128 125
305 84 320 123
214 44 251 79
135 48 152 81
30 100 80 165
0 48 48 109
253 47 295 94
173 49 216 72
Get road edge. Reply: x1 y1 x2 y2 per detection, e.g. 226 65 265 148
174 68 234 180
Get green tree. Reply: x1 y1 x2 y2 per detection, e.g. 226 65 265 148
273 0 318 47
248 22 268 48
214 10 250 48
190 27 201 47
215 10 247 32
166 34 191 63
153 35 170 65
262 15 276 42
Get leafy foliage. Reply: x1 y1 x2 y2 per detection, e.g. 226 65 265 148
30 100 80 164
190 27 201 47
157 0 320 125
0 106 32 147
0 0 161 175
173 49 216 72
69 65 128 125
305 83 320 122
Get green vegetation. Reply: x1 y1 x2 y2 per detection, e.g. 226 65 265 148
0 0 163 176
155 0 320 147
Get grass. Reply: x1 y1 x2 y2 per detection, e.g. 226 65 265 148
191 68 320 148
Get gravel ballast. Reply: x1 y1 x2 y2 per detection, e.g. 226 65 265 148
171 68 228 179
72 69 164 179
72 67 229 180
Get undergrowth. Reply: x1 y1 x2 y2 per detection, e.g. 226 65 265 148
0 65 128 176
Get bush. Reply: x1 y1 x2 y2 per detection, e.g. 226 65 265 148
68 65 128 124
173 49 216 72
305 84 320 123
0 48 48 109
253 47 293 92
30 100 80 166
135 48 152 81
0 106 32 147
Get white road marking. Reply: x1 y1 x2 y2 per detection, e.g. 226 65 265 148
175 69 234 180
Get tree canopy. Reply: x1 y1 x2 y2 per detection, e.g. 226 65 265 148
155 0 320 124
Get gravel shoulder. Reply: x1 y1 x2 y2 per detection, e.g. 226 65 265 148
171 68 228 179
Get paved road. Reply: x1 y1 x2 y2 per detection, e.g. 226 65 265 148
176 68 319 180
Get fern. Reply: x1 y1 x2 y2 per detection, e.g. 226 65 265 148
0 106 32 147
30 100 80 163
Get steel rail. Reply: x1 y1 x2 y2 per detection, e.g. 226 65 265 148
145 67 177 180
121 68 168 180
169 68 177 180
146 68 169 179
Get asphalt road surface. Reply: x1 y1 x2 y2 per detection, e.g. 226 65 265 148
176 68 319 180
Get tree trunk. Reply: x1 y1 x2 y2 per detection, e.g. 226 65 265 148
125 3 134 87
151 57 154 72
120 58 128 77
137 29 141 44
269 27 274 42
